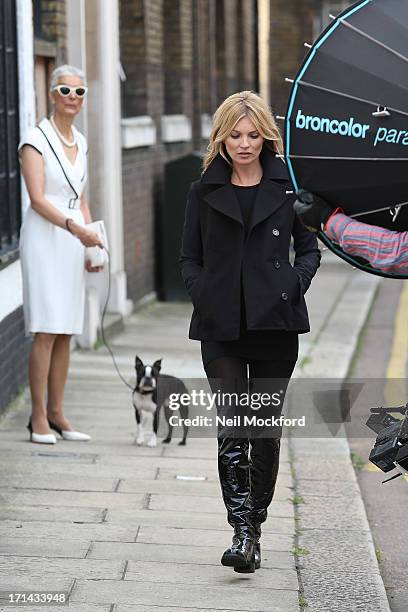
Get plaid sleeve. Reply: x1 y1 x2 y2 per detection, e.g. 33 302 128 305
324 212 408 274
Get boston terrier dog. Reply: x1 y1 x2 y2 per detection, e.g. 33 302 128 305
132 356 189 447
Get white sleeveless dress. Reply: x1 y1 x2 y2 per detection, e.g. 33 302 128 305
19 117 88 335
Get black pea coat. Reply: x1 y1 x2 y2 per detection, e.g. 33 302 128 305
179 146 321 341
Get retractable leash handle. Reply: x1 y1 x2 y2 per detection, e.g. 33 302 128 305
85 220 109 267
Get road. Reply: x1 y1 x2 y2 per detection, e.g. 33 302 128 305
345 278 408 612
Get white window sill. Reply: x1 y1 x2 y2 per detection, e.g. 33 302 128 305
201 113 212 139
121 116 156 149
161 114 192 143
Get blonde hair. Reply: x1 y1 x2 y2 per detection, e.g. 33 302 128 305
202 91 283 173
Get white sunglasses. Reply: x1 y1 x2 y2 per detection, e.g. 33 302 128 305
52 84 88 98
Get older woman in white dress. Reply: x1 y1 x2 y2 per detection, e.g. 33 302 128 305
19 65 103 444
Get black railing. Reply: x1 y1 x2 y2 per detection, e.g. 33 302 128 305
0 0 21 266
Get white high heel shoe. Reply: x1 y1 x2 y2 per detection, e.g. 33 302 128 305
27 421 57 444
48 420 91 441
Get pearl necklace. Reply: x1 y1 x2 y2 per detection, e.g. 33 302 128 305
50 115 77 148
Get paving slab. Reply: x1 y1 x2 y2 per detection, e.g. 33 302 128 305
0 520 138 542
291 436 350 457
88 541 294 569
0 556 124 580
0 443 98 461
147 493 294 519
296 478 361 498
0 474 119 492
135 525 293 552
117 477 291 500
0 506 104 523
105 508 295 534
0 537 89 559
0 463 157 480
0 489 145 509
125 559 298 590
70 579 299 611
93 454 292 475
301 570 390 612
292 455 356 482
297 492 370 532
299 529 379 572
155 467 293 489
0 577 72 593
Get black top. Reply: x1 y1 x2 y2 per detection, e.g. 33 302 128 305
232 183 258 238
201 183 299 368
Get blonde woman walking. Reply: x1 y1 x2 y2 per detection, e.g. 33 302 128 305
180 92 320 572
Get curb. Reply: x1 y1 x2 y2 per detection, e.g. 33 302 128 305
289 272 391 611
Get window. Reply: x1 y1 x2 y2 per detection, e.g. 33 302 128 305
315 1 352 39
0 0 21 265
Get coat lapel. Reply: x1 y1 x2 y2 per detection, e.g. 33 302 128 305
200 146 290 229
204 183 243 225
248 177 289 235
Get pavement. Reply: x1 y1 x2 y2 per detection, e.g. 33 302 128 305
344 278 408 612
0 252 392 611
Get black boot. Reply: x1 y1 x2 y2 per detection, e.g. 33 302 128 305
242 437 281 571
234 522 260 573
250 437 280 524
254 522 261 569
217 437 256 572
221 524 255 571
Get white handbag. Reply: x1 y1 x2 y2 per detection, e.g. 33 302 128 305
85 220 109 267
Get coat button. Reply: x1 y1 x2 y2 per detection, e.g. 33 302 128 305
274 260 281 269
281 292 288 301
272 228 280 236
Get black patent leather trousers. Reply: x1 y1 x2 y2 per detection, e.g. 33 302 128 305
204 358 296 528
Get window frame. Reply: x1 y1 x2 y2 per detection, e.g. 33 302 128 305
0 0 21 269
314 1 353 40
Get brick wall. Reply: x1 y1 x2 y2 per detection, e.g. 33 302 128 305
269 0 320 115
38 0 67 63
241 0 257 92
213 0 259 106
223 0 239 96
122 148 155 302
194 0 212 114
120 0 147 116
0 307 31 414
163 0 183 114
179 0 193 120
119 0 259 304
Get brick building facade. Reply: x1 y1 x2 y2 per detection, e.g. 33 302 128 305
269 0 323 115
1 0 335 413
119 0 260 304
118 0 332 306
0 0 68 414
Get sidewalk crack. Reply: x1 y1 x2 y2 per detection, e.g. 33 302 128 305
121 560 129 580
85 541 94 558
143 493 152 509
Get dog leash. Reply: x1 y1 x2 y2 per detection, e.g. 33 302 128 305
100 249 134 391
